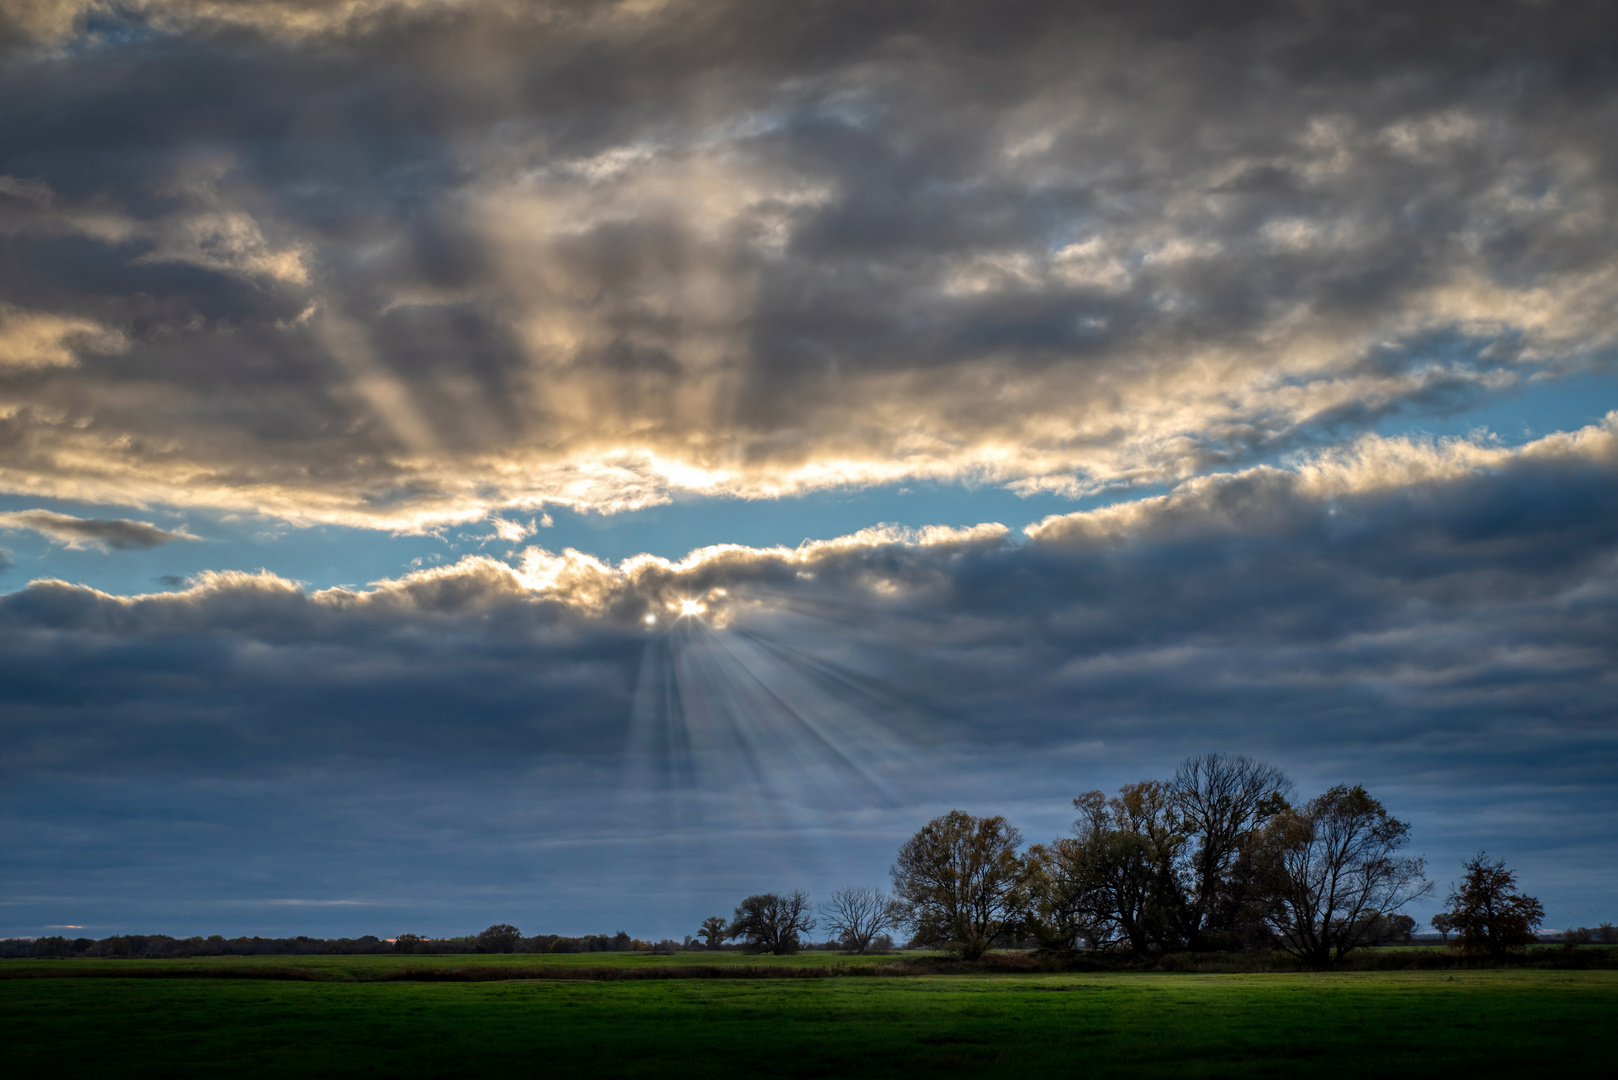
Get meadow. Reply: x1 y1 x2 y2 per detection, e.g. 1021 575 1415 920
3 955 1613 1077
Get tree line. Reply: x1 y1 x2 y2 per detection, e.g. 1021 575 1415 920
11 929 688 960
709 754 1561 967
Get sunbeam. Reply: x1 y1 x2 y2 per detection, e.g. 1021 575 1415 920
621 599 933 887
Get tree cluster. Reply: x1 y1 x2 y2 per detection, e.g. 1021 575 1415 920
18 934 399 959
451 928 686 955
692 887 904 957
9 928 694 960
892 755 1433 967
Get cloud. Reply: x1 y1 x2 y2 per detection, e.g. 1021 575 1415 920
1 0 513 47
0 304 126 370
1 3 1617 526
0 509 195 550
4 416 1612 710
2 415 1615 930
488 515 533 543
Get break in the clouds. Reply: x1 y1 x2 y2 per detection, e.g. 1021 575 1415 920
2 1 1617 525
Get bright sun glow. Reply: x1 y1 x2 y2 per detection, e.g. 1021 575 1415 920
679 598 705 617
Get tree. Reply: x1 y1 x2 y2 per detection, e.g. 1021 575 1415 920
1063 782 1189 955
477 924 523 954
393 933 424 954
1256 785 1430 968
697 916 729 950
891 810 1027 960
728 891 815 954
1429 911 1455 942
1171 754 1292 950
1446 853 1544 957
820 887 902 954
1023 839 1091 952
1361 912 1416 945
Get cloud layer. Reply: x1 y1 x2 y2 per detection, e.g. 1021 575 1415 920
2 1 1617 526
4 419 1614 930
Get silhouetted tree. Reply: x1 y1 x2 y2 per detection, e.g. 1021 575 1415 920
1023 838 1092 952
393 933 424 954
1063 782 1188 955
820 887 902 954
1430 912 1455 942
476 924 522 954
891 810 1026 960
1041 757 1290 956
1172 754 1292 950
1446 853 1544 957
1256 784 1430 968
697 916 729 950
1360 912 1416 945
30 936 71 959
728 892 815 954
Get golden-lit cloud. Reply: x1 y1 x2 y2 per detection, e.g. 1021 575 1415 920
1 1 1616 533
0 304 126 370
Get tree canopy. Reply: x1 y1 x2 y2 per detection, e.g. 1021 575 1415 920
1257 785 1430 968
1446 853 1544 957
727 891 815 955
891 810 1027 960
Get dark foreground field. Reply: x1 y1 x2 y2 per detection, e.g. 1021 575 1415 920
3 957 1612 1078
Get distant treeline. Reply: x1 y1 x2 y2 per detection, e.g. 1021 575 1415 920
3 930 745 961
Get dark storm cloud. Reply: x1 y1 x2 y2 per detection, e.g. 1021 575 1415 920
2 1 1618 524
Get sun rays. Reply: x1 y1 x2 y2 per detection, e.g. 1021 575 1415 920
619 598 931 883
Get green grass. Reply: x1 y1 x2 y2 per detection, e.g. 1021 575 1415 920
0 948 924 980
3 963 1612 1077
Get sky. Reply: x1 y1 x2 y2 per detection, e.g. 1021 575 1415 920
1 0 1616 941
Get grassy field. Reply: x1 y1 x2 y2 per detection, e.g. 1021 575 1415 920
0 948 921 980
3 959 1612 1077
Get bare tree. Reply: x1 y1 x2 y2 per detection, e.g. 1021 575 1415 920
1257 785 1430 968
1172 753 1293 949
727 891 815 955
820 887 902 954
1446 853 1544 957
891 810 1027 960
